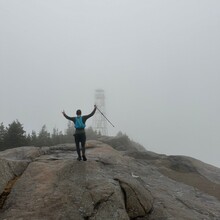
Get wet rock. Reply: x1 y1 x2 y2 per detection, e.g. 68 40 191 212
0 139 220 220
114 176 153 219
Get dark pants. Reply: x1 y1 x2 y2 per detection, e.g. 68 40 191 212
74 133 86 157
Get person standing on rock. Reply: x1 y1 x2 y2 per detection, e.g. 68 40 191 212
62 105 97 161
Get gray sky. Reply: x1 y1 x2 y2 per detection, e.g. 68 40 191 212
1 1 220 168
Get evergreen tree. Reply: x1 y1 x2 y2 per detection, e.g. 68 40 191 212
36 125 52 146
65 121 74 143
58 130 64 144
51 128 64 145
31 130 38 146
66 121 74 136
86 127 98 140
4 120 27 149
0 122 6 150
26 133 32 146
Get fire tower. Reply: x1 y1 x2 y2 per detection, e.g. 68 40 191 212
93 89 108 135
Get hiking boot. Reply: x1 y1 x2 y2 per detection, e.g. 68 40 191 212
82 155 87 161
77 156 82 161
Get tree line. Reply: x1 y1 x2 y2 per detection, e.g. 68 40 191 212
0 120 99 151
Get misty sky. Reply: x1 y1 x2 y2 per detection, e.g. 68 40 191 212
1 1 220 168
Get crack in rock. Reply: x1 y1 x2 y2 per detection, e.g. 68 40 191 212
0 176 20 209
114 177 154 219
0 147 45 210
176 197 216 219
85 191 115 219
94 192 114 212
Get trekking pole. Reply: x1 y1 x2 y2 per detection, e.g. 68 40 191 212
96 106 115 128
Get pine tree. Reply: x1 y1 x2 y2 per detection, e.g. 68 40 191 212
51 128 63 145
31 131 38 146
4 120 27 149
65 121 74 143
0 122 6 150
86 127 98 140
66 121 74 136
36 125 52 147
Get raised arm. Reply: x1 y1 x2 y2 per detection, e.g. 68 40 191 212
83 105 97 120
62 110 74 121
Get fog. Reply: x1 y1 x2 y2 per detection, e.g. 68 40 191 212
1 1 220 168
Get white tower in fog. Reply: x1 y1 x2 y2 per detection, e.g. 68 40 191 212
93 89 108 136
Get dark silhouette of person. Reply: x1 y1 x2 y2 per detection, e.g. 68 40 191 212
62 105 97 161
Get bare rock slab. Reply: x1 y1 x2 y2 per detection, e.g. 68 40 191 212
0 140 220 219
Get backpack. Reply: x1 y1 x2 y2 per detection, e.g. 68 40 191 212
75 116 85 129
